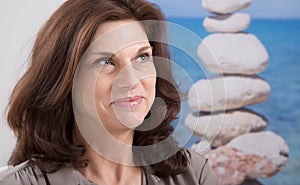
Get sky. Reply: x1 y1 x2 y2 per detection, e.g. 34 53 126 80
148 0 300 19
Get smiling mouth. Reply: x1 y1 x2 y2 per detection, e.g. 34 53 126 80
112 96 144 108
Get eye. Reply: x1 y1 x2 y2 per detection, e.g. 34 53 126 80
93 57 115 73
95 57 113 66
136 53 151 63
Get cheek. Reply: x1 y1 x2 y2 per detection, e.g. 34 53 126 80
95 76 114 106
144 77 156 98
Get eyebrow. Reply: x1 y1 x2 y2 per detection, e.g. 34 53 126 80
96 45 153 58
137 45 153 53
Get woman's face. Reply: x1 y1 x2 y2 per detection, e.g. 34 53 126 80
89 20 156 134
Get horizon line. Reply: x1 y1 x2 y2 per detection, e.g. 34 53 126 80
165 16 300 20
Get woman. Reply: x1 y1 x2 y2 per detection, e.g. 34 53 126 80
0 0 219 184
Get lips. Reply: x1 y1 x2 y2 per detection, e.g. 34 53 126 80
112 96 144 108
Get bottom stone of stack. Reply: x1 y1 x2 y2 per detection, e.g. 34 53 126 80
192 131 289 185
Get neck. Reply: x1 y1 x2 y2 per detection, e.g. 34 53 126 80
79 147 141 185
75 126 141 184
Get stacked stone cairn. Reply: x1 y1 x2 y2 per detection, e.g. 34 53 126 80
185 0 289 184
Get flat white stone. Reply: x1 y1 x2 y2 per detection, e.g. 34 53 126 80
197 33 269 75
227 131 289 166
185 109 268 147
202 0 252 14
188 76 271 111
203 131 289 185
203 13 251 33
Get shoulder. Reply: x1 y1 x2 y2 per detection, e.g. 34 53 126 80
0 160 41 184
186 149 209 174
0 160 93 185
184 148 220 185
146 148 219 185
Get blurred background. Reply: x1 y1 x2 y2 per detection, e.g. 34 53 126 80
147 0 300 184
0 0 299 184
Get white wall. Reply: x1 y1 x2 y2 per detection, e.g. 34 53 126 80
0 0 65 166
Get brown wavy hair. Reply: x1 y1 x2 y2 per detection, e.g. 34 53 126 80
7 0 188 177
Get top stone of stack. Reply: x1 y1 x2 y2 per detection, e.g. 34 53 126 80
202 0 252 14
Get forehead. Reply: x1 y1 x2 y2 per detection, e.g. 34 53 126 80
90 19 150 53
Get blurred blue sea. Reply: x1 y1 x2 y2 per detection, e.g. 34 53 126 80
168 18 300 185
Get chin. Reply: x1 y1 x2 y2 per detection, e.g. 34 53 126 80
119 111 147 129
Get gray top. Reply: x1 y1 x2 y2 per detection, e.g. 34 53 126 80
0 150 219 185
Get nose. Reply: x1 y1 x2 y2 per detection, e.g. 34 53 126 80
115 63 141 90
